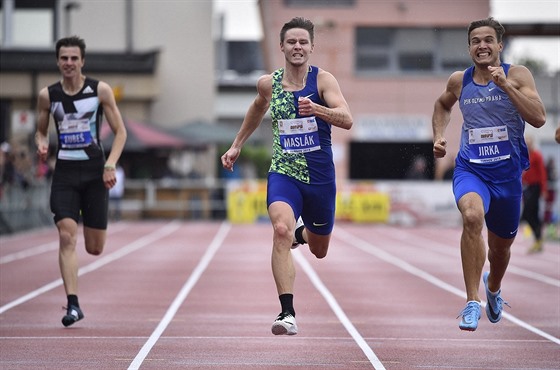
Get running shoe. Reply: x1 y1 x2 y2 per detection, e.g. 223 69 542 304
527 241 543 254
457 301 481 331
483 271 510 323
291 217 304 249
271 311 298 335
62 305 84 327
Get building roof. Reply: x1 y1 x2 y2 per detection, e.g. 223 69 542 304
0 50 159 74
502 22 560 37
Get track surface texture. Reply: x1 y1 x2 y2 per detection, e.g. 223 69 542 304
1 220 559 369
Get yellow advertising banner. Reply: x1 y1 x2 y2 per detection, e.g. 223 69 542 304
226 180 390 224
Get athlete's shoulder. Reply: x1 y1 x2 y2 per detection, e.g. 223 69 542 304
256 73 274 96
46 80 62 93
45 81 64 102
450 69 466 84
505 64 534 84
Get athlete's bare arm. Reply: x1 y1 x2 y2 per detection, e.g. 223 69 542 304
432 71 463 158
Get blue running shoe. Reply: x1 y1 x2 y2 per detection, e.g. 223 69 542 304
483 271 510 323
457 301 481 331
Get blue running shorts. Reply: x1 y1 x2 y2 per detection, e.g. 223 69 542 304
453 167 522 239
267 172 336 235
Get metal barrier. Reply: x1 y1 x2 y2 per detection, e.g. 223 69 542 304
0 182 52 235
121 179 227 220
0 179 229 235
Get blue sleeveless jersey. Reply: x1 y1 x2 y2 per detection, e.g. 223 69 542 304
269 65 334 184
48 77 105 161
456 63 529 183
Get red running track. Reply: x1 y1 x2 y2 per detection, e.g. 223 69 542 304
1 220 559 369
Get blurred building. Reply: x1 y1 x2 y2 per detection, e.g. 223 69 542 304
254 0 559 180
0 0 558 182
0 0 214 128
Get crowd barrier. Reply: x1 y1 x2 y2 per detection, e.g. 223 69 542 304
0 183 52 234
225 179 460 227
0 178 462 235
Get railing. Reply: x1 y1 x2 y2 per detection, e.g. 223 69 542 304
1 178 473 235
0 179 230 235
120 178 227 220
0 182 52 235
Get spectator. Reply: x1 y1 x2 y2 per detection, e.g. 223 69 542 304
521 136 547 253
543 157 557 239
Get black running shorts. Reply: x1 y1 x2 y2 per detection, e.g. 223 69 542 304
50 158 108 229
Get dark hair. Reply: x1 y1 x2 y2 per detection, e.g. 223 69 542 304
55 36 86 59
280 17 314 44
467 17 505 45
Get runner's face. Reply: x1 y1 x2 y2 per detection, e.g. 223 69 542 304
468 26 503 67
281 28 313 67
57 46 84 78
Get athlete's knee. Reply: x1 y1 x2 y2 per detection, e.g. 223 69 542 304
84 228 106 255
59 229 77 250
310 244 329 259
57 220 78 250
85 241 104 256
272 220 292 243
307 234 331 259
461 206 484 232
488 232 514 256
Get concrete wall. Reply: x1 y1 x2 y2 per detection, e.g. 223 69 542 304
1 0 215 128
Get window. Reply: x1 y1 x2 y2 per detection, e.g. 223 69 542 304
349 142 434 180
440 29 471 71
356 27 471 74
396 29 434 71
227 41 264 74
0 0 56 48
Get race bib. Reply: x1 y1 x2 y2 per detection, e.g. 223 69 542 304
58 115 93 149
278 117 321 154
467 125 511 163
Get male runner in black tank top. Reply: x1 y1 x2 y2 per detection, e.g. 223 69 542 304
35 36 127 327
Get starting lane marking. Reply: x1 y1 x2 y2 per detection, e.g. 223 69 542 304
127 221 231 370
334 227 560 346
292 248 387 370
0 221 182 315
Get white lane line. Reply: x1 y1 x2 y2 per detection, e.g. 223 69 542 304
0 222 130 264
0 221 182 315
334 227 560 346
0 241 58 264
292 248 386 370
507 265 560 287
127 221 231 370
382 229 560 287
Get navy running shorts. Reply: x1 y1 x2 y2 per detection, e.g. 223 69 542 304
267 172 336 235
453 167 522 239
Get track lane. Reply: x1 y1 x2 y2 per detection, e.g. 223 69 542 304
0 221 558 369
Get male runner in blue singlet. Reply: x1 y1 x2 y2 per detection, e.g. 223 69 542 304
432 18 546 331
35 36 127 327
221 17 353 335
